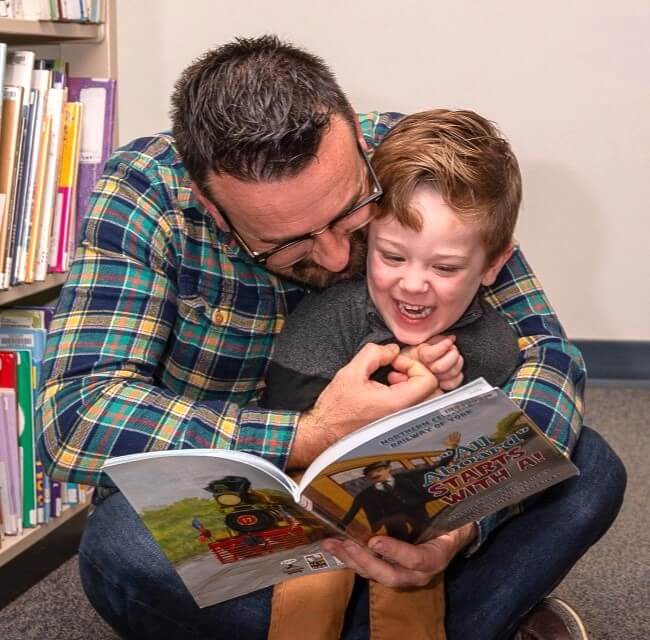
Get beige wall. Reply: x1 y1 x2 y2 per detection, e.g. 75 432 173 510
116 0 650 341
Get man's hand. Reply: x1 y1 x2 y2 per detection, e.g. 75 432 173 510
321 522 477 588
289 343 438 468
388 336 464 392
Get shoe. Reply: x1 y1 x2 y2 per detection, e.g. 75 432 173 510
514 597 589 640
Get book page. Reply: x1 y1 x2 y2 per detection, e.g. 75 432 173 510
300 377 493 491
103 450 343 607
300 382 578 545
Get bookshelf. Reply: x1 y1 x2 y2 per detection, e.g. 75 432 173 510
0 1 117 591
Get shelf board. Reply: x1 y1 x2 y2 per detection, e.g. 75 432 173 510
0 500 89 568
0 273 67 306
0 18 101 44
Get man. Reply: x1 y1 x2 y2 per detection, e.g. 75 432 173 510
36 35 625 640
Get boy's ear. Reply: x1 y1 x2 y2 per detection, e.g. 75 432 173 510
481 242 515 287
191 182 229 231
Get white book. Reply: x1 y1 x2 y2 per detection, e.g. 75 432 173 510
14 67 50 283
34 86 65 281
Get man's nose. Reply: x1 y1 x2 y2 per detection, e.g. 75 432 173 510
310 229 351 272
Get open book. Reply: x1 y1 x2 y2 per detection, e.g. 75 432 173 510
102 377 578 607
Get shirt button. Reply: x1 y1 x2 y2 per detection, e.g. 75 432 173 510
212 309 225 325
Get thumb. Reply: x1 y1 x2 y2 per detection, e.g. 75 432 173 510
350 343 401 379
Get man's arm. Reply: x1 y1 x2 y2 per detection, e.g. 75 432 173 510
36 146 302 486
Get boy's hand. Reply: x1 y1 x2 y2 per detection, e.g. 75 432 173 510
289 344 438 468
388 336 464 392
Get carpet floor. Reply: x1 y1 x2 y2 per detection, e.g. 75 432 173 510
1 385 647 639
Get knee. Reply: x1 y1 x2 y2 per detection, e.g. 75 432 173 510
568 427 627 535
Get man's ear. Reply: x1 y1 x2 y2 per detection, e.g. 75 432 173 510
191 182 229 231
352 118 369 153
481 242 515 287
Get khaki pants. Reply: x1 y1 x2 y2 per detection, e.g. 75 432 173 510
268 570 446 640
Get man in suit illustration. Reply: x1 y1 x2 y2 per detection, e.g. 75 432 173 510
341 456 456 542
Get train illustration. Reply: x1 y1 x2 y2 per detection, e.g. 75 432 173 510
192 475 318 563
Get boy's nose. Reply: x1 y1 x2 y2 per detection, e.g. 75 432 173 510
399 270 430 293
310 230 350 272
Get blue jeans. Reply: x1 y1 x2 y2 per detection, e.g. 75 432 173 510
79 427 626 640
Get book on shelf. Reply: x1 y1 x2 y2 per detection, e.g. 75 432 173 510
66 76 116 247
103 377 579 607
3 50 36 290
49 100 82 273
15 349 36 527
12 62 50 285
0 351 21 535
0 85 24 290
33 82 65 282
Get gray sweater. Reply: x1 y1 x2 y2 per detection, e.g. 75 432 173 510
262 277 519 411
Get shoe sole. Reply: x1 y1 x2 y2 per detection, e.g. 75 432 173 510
545 597 589 640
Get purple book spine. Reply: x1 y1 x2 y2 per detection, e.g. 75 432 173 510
66 77 116 249
50 480 62 518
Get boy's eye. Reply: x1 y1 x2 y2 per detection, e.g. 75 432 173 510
380 252 405 263
434 265 461 274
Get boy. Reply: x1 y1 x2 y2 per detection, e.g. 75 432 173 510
262 109 523 640
262 108 521 411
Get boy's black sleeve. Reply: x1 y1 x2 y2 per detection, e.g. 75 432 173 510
455 298 521 388
261 280 367 411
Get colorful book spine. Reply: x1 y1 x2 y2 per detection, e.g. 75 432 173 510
66 77 116 246
15 350 36 527
49 101 82 272
0 386 21 534
0 86 25 289
34 86 65 282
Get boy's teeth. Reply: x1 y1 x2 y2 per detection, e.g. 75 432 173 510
397 302 432 318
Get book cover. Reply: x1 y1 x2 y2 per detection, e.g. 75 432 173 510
103 378 578 606
66 77 116 246
0 387 21 534
14 350 36 527
0 85 25 289
0 306 53 328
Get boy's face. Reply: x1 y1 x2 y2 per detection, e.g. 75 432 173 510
367 185 509 346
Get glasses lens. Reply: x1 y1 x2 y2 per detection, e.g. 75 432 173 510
332 204 375 235
265 239 315 269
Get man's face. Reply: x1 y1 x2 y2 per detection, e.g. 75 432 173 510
367 185 506 346
367 466 392 483
203 116 371 289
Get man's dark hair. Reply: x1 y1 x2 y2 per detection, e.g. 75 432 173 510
170 34 356 192
363 461 391 475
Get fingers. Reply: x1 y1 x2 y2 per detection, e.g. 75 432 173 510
417 337 456 368
348 343 401 379
321 536 447 588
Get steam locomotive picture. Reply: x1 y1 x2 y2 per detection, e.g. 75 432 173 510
193 475 323 564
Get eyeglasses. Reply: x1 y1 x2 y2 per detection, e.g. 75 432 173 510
217 143 383 269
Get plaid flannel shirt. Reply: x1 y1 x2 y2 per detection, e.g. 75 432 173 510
36 112 585 547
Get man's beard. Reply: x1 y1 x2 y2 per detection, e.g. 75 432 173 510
270 230 367 290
